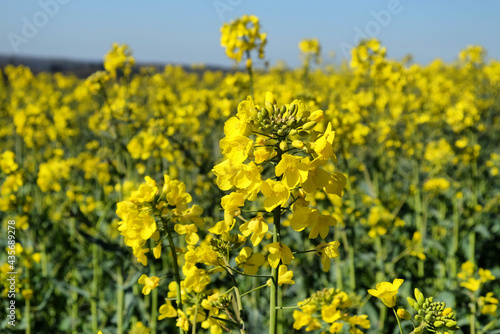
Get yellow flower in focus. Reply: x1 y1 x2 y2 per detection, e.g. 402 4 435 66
367 278 404 308
221 192 246 226
138 274 160 295
275 154 308 189
219 135 254 164
315 241 340 272
236 247 265 275
239 216 268 246
267 242 294 268
266 265 295 286
174 224 199 245
158 299 178 320
261 179 290 212
311 123 336 161
130 176 157 204
176 309 189 332
309 213 336 239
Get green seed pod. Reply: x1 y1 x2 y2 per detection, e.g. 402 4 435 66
302 121 317 130
445 320 457 327
433 321 444 328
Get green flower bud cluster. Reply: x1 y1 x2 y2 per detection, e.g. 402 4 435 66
210 233 246 255
304 287 353 308
251 102 316 139
210 294 233 310
407 288 459 334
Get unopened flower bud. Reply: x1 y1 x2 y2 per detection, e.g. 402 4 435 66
434 320 444 328
279 141 287 151
302 121 317 131
265 101 275 116
265 92 276 105
445 320 457 327
415 289 424 305
397 309 411 320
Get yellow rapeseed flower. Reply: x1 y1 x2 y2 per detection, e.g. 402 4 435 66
367 278 404 308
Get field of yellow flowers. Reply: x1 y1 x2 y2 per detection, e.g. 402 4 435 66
1 15 499 334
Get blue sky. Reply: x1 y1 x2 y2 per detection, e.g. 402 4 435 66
1 1 499 68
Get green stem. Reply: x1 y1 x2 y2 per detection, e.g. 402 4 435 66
269 206 280 334
470 300 476 334
166 230 185 334
223 260 247 334
40 241 48 277
241 284 268 298
117 267 124 334
468 220 475 265
245 50 254 96
91 244 99 333
25 266 31 334
71 269 78 334
412 160 424 278
374 237 386 332
341 229 355 291
451 198 459 281
393 308 404 334
150 263 157 334
191 295 199 334
334 225 343 290
277 287 283 334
